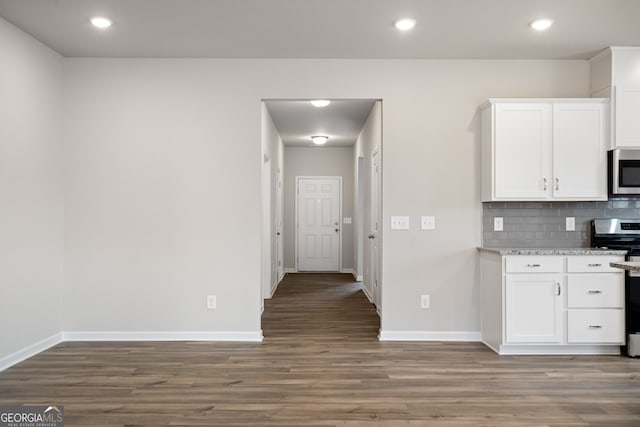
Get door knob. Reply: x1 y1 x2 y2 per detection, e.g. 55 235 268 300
368 234 375 239
276 232 281 236
335 229 339 233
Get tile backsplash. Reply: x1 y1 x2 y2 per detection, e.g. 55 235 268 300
483 200 640 248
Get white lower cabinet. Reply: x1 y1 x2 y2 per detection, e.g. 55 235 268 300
480 251 625 355
505 274 562 343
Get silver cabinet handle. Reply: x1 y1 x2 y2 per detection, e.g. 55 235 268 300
588 325 603 329
543 178 547 190
526 264 541 268
588 290 602 294
555 177 559 191
587 263 602 267
556 282 561 296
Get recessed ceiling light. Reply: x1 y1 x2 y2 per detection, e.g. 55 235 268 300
530 18 553 31
395 18 416 31
311 136 329 145
91 16 112 29
310 100 331 108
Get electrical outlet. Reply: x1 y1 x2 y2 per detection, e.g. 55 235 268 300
566 217 575 231
494 217 503 232
420 295 430 309
207 295 217 310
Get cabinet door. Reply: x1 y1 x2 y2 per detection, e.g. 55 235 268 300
552 103 607 200
505 274 562 343
615 85 640 148
494 103 552 199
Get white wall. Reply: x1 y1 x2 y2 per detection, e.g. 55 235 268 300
353 101 382 298
61 58 589 340
283 146 355 272
0 17 63 367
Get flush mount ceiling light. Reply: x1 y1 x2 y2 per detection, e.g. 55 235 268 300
91 16 112 29
310 100 331 108
530 18 553 31
395 18 416 31
311 136 329 145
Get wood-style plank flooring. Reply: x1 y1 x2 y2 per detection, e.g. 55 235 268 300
1 273 640 426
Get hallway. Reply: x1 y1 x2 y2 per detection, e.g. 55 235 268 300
262 273 380 341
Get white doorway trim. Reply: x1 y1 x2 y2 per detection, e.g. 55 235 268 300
295 176 342 272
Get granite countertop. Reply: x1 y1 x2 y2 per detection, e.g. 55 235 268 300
610 261 640 272
478 247 628 256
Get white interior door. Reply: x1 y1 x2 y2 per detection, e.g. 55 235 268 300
275 168 284 282
370 149 381 309
261 156 271 305
296 177 341 272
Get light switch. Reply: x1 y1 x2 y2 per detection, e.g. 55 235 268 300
391 216 410 230
421 216 435 230
343 217 352 224
494 217 503 232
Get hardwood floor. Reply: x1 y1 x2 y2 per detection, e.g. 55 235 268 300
1 273 640 426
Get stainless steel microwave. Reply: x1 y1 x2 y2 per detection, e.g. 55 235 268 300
609 149 640 195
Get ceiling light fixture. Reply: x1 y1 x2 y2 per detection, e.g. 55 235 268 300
395 18 416 31
311 136 329 145
310 100 331 108
91 16 112 29
530 18 553 31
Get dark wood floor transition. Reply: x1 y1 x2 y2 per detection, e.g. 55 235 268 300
1 273 640 426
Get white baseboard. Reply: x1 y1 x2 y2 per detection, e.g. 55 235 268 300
379 330 481 342
493 343 621 355
284 268 296 274
62 330 264 342
361 285 374 303
340 269 363 282
0 333 63 372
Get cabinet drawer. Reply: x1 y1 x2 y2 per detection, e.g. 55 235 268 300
505 256 563 273
566 256 625 273
567 274 624 308
567 309 624 343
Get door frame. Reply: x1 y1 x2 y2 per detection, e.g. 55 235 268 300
294 176 343 272
370 147 382 310
275 167 284 283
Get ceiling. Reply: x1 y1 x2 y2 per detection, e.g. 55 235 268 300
0 0 639 60
265 100 376 147
2 1 639 148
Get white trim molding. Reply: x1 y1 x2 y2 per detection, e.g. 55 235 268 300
62 331 264 342
379 330 481 342
0 333 63 372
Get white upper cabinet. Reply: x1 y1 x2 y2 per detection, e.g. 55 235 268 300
481 99 608 202
552 103 607 199
493 103 552 199
614 85 640 147
589 47 640 148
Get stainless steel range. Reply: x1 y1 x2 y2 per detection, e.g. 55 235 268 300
592 218 640 356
